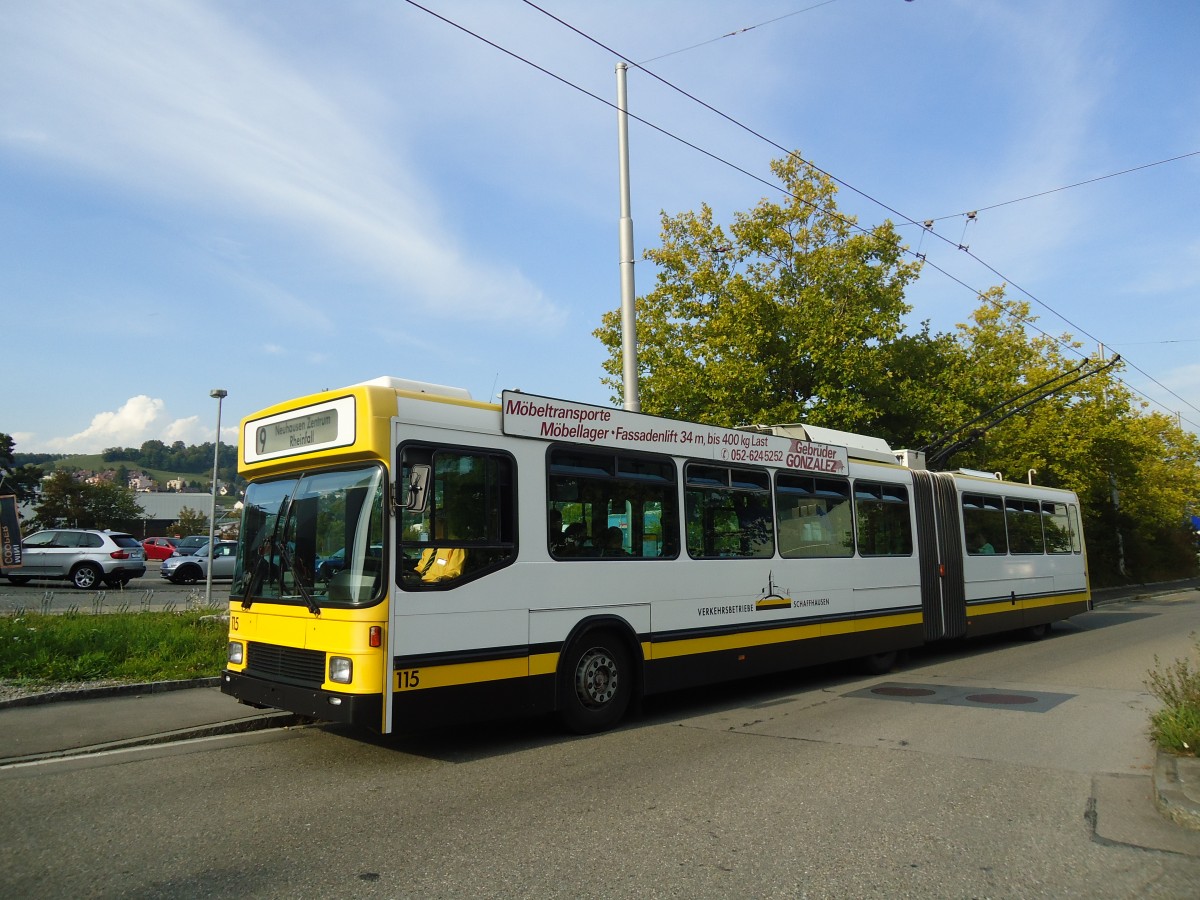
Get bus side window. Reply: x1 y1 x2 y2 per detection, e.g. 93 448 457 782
685 464 773 560
398 445 516 589
775 474 853 558
855 481 913 557
962 493 1008 556
548 448 677 561
1043 501 1073 554
1006 497 1045 554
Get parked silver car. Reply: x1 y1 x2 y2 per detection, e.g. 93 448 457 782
1 528 147 589
160 540 237 584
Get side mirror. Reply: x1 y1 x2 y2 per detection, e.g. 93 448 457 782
404 465 431 512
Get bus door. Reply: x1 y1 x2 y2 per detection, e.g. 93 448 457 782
910 470 966 640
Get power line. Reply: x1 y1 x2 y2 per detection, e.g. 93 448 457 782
403 1 1200 429
632 7 1200 228
638 1 842 64
1115 338 1200 346
516 1 1200 424
925 151 1200 223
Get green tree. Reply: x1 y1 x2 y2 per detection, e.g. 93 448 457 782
596 154 935 439
937 293 1200 583
170 506 209 537
0 433 45 503
595 153 1200 586
31 471 143 531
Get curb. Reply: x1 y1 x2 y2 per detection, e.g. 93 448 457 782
0 676 221 710
0 710 311 766
1090 580 1200 607
1154 752 1200 832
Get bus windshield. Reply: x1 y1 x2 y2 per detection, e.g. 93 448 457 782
234 464 386 608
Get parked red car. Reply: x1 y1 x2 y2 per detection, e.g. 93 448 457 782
141 536 181 561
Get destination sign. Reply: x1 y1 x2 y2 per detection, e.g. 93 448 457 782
243 396 356 464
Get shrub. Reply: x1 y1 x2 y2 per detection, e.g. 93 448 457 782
1146 636 1200 757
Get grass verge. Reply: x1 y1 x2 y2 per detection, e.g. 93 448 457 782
1146 635 1200 757
0 611 226 689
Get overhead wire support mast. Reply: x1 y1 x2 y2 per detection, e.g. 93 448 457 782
616 62 639 412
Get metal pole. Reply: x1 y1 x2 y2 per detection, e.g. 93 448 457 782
205 389 227 607
616 62 639 412
1098 345 1126 577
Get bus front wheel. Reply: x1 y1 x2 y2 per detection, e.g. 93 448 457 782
557 632 632 734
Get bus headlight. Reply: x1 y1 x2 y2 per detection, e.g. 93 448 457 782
227 641 244 665
329 657 353 684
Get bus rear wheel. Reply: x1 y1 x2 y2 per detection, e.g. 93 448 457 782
860 649 899 675
557 632 632 734
1021 622 1051 640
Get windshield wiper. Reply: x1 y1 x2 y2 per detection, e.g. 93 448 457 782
241 509 286 610
278 541 321 617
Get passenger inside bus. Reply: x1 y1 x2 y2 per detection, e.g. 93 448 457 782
415 520 467 583
601 526 628 557
561 522 589 555
548 508 565 555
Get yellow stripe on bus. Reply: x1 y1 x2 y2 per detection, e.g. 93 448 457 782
647 610 921 660
404 616 926 691
968 591 1089 618
395 656 528 692
1023 591 1089 611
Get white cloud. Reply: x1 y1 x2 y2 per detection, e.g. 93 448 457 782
46 396 167 453
162 416 202 445
0 0 564 328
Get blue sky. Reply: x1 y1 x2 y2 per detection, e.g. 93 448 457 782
2 0 1198 454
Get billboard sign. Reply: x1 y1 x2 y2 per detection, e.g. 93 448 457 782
0 495 22 569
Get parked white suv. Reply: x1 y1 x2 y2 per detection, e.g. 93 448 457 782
1 529 147 589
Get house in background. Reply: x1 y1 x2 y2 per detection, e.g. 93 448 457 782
128 472 156 492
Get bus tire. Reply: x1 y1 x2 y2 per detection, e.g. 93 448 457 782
860 649 898 675
1021 622 1051 640
557 631 632 734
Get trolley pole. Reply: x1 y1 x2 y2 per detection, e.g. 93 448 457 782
616 62 640 412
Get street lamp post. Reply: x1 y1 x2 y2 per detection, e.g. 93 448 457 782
205 389 227 608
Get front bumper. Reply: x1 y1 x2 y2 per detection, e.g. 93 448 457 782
221 669 381 730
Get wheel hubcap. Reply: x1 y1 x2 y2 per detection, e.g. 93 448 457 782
575 648 618 709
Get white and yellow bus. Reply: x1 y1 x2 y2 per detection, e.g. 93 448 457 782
221 376 1090 734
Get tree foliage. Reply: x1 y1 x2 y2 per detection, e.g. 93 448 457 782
595 154 1200 585
30 470 144 531
597 156 941 440
102 439 238 485
170 506 209 538
0 433 45 503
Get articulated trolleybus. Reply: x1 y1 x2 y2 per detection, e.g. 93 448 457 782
221 376 1089 734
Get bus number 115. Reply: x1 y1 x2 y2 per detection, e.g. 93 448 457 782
396 669 421 690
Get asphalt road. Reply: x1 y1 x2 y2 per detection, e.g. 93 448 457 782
0 572 233 614
2 590 1200 897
